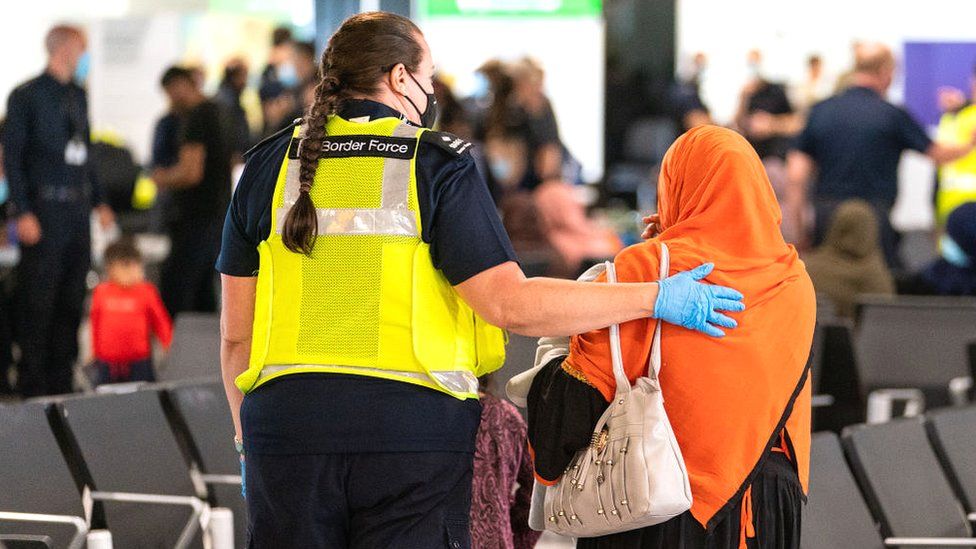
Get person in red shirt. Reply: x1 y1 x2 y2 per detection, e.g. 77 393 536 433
89 238 172 385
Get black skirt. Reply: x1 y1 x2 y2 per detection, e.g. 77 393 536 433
575 452 803 549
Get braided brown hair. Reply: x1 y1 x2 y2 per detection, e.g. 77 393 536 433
281 11 425 255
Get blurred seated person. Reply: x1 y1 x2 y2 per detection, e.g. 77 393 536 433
804 199 894 318
479 61 561 195
259 81 298 139
534 181 622 277
88 238 172 386
900 201 976 296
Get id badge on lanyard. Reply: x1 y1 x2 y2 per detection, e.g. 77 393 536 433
65 136 88 166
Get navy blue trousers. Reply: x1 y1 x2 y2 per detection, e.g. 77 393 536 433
244 451 473 549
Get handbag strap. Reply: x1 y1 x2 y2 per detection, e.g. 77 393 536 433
648 242 668 381
606 261 631 396
607 242 670 398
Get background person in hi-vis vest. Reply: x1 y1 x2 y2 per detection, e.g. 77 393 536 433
217 12 745 548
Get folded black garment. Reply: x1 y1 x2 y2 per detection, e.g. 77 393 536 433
526 355 609 482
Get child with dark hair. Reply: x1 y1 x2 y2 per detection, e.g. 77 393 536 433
89 238 172 385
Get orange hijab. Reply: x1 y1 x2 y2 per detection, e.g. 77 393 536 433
564 126 815 530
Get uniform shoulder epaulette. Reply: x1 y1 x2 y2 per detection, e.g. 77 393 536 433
420 130 475 157
243 118 302 160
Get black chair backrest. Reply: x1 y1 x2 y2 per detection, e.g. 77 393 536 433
167 382 247 547
57 390 203 548
801 432 884 549
0 404 85 549
159 313 220 383
843 418 972 538
167 382 238 476
926 406 976 512
854 296 976 408
813 320 865 432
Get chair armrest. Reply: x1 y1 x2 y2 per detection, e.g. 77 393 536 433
0 534 55 548
90 491 209 549
811 394 835 407
949 376 973 406
0 511 88 549
200 474 242 486
866 388 925 424
885 537 976 546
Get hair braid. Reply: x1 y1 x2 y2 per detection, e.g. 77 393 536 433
280 58 342 254
278 11 424 255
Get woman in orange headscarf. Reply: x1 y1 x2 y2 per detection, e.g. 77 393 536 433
527 126 815 548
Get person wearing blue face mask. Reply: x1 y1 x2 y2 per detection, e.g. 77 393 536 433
2 25 115 397
902 201 976 296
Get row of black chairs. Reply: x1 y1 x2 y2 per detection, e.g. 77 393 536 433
0 381 243 549
808 296 976 429
803 406 976 548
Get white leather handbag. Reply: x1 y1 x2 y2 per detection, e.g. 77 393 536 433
537 243 692 537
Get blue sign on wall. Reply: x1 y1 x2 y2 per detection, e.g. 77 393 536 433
904 41 976 129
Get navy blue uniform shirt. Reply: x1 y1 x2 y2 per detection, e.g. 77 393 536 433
217 99 518 454
794 86 932 205
3 72 103 217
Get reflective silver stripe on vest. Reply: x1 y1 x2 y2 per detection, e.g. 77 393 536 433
257 364 480 395
277 122 420 236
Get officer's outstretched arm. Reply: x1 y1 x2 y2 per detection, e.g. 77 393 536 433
454 261 744 338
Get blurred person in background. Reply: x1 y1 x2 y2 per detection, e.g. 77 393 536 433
510 58 569 184
151 66 231 318
470 375 540 549
803 199 894 318
786 42 976 269
214 57 253 163
0 119 15 395
933 66 976 227
432 75 474 140
3 24 115 396
669 52 713 132
791 54 833 114
260 26 297 91
901 201 976 296
293 40 319 92
734 49 801 161
88 237 172 387
259 81 299 138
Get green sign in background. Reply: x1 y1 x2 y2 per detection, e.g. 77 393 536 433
419 0 602 17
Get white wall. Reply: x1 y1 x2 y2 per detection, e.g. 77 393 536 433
676 0 976 230
88 15 183 163
418 16 606 182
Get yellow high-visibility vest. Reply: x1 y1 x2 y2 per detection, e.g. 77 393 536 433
936 104 976 224
236 115 506 399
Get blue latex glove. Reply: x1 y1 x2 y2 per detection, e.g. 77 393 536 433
654 263 745 337
240 456 246 499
